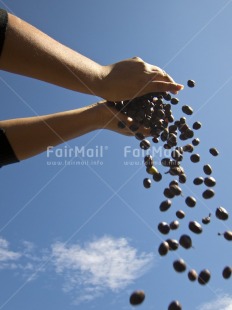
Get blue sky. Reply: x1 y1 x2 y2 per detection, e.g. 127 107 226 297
1 0 232 309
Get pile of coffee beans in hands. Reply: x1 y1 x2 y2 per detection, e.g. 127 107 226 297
110 81 230 309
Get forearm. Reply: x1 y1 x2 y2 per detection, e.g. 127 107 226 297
0 13 103 95
0 11 184 101
0 104 101 161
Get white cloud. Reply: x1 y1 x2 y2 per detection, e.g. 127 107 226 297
198 294 232 310
0 235 154 304
0 237 21 267
0 237 47 281
51 236 154 303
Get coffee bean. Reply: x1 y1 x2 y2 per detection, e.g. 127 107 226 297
171 150 183 161
169 185 182 196
159 199 172 212
168 115 175 123
163 143 172 150
182 105 193 115
169 180 179 187
190 154 200 163
168 166 185 176
163 92 172 101
163 188 175 199
179 234 192 249
223 231 232 241
188 269 198 281
179 174 187 184
173 259 186 273
144 155 154 167
192 121 202 130
176 210 185 219
166 239 179 251
187 80 195 88
189 221 202 234
170 220 180 230
185 196 197 208
185 129 194 139
129 290 145 306
152 136 159 143
222 266 232 279
192 138 200 146
193 177 204 185
153 172 162 182
161 158 171 167
198 269 211 285
146 166 159 175
140 139 151 150
143 178 151 189
135 132 145 141
204 177 216 187
215 207 229 221
209 147 219 156
158 222 170 235
171 97 179 105
169 124 178 133
168 300 182 310
202 213 211 225
183 144 194 153
202 189 215 199
203 164 212 175
158 241 169 256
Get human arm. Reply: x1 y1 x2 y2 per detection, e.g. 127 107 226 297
0 101 147 162
0 10 183 101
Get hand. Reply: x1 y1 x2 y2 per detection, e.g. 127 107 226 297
97 57 184 101
95 100 150 137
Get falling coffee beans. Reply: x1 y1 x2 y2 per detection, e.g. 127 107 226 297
189 221 203 234
192 121 201 130
176 210 185 219
182 105 193 115
158 241 169 256
204 177 216 187
190 154 200 163
112 85 225 308
168 300 182 310
166 239 179 251
170 220 180 230
215 207 229 220
188 269 198 282
209 147 219 156
193 177 204 185
159 199 172 212
179 234 192 249
185 196 197 208
202 189 215 199
187 80 195 88
198 269 211 285
202 213 211 225
173 259 186 273
222 266 232 279
223 231 232 241
203 164 212 175
158 222 170 235
143 178 151 189
129 290 145 306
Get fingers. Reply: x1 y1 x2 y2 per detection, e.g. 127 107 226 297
150 81 184 94
132 56 143 62
150 67 176 84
